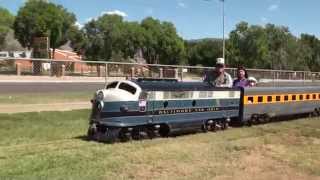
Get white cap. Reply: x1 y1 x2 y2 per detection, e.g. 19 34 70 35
216 58 225 65
248 76 257 83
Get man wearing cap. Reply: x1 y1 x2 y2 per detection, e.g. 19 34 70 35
203 58 233 87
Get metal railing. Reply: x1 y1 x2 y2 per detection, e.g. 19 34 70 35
1 57 320 86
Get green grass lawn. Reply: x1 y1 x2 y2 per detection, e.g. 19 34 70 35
0 92 93 104
0 110 320 180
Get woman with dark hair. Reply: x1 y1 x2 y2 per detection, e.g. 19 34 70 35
233 66 249 88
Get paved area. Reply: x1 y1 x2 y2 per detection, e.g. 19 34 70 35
0 102 91 114
0 82 105 93
0 75 127 93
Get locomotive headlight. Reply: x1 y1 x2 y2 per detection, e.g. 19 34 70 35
97 91 104 101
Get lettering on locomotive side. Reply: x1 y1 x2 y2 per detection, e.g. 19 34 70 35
157 106 238 115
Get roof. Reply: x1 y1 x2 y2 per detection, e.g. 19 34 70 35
131 79 238 91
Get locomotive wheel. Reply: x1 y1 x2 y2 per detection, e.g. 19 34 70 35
87 124 97 141
222 120 229 130
202 123 208 133
317 108 320 116
119 129 131 142
131 129 141 140
159 125 170 137
146 127 157 139
98 127 120 143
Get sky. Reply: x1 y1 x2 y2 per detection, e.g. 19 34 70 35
0 0 319 40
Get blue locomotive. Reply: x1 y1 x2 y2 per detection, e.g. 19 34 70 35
87 78 320 142
88 78 241 142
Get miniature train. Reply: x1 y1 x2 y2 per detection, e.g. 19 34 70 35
87 78 320 142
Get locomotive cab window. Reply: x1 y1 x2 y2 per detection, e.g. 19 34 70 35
106 81 118 89
276 96 281 102
119 83 137 95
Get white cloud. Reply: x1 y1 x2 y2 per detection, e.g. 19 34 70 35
101 10 128 17
178 2 187 8
268 4 279 11
85 17 94 22
75 21 83 29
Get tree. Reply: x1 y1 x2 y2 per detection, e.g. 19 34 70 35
299 34 320 71
141 17 185 64
83 14 125 61
227 21 300 70
186 39 222 67
0 7 15 50
14 0 76 58
81 15 186 65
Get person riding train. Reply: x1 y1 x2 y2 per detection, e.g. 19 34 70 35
233 66 249 88
203 58 233 87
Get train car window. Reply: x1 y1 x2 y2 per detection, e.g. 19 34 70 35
318 94 320 99
199 91 207 98
247 97 254 103
284 95 289 101
276 96 281 102
313 94 316 99
306 94 310 100
267 96 272 102
292 95 296 101
299 95 304 100
106 82 118 89
258 96 263 103
164 92 170 99
119 83 137 95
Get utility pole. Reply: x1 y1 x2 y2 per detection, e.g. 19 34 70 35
221 0 225 63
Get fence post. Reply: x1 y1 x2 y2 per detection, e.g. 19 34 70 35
16 63 21 76
61 64 65 77
303 72 306 86
174 68 179 79
105 63 108 83
159 68 163 78
131 67 135 79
